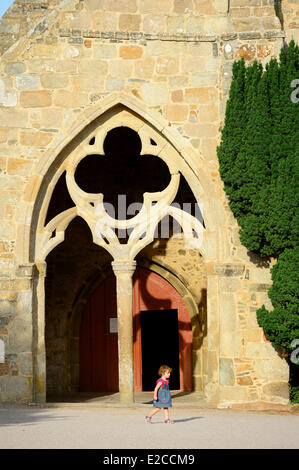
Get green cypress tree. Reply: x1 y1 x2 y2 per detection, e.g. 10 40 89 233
217 40 299 402
217 59 246 193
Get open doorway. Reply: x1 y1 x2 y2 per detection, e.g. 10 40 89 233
140 309 180 391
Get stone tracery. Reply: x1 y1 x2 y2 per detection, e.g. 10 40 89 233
38 109 204 263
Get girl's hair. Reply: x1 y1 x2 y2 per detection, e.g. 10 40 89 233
158 365 173 376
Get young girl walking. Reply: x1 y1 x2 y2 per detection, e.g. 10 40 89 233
145 365 174 424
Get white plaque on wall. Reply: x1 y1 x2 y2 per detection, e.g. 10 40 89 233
109 317 118 333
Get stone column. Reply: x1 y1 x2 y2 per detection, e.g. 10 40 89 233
32 262 47 404
15 262 47 403
112 260 136 404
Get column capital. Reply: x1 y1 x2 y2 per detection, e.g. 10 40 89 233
16 262 47 279
112 260 137 275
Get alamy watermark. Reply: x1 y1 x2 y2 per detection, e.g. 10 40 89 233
290 339 299 364
291 79 299 104
94 195 204 248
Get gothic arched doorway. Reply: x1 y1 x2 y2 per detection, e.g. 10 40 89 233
79 266 193 393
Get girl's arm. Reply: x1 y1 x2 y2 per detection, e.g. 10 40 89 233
153 381 162 400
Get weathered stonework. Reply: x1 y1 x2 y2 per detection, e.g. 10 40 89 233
0 0 297 408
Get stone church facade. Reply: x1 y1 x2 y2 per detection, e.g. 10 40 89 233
0 0 297 407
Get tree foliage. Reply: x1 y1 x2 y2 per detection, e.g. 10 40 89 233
217 40 299 402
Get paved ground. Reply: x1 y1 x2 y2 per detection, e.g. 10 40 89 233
0 404 298 449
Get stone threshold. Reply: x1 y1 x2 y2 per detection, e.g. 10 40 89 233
43 391 209 409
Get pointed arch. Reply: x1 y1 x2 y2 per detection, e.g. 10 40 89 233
17 93 228 265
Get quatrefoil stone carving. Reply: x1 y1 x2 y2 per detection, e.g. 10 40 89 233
39 110 203 262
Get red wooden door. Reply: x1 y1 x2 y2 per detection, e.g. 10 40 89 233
133 268 192 392
79 267 192 392
79 275 118 392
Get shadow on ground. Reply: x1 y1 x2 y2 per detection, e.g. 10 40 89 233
0 406 69 427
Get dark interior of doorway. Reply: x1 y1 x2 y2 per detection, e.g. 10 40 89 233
141 309 180 391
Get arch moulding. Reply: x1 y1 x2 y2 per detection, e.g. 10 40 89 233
16 92 229 268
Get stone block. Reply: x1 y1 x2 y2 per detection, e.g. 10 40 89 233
7 158 33 176
194 0 216 14
40 109 63 129
157 56 180 75
106 78 125 91
84 0 105 9
0 376 32 402
174 0 194 14
145 41 164 57
198 103 219 121
167 16 185 34
53 90 87 108
33 44 60 58
15 75 40 91
164 104 189 122
186 16 206 33
64 45 80 58
8 319 32 353
183 122 218 138
119 14 141 31
206 16 232 34
119 46 143 59
140 83 169 105
20 131 53 147
109 60 134 78
255 358 289 382
20 91 52 108
0 80 17 107
139 0 172 13
143 15 167 34
262 382 289 401
245 342 279 359
40 73 69 89
189 42 213 57
103 0 137 12
262 16 281 30
185 87 217 103
134 58 155 78
219 357 235 386
220 293 236 331
237 376 253 385
92 12 118 30
181 57 205 73
230 7 251 17
164 42 186 57
93 44 117 59
213 0 228 13
29 59 55 73
220 330 242 356
236 44 256 61
78 59 108 76
4 62 26 75
19 352 33 375
169 76 189 89
171 90 183 102
232 18 259 32
72 76 103 92
257 44 272 58
0 129 7 143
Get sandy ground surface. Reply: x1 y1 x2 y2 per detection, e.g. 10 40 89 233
0 405 298 450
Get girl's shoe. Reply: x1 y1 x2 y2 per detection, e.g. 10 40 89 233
145 416 152 423
164 419 174 424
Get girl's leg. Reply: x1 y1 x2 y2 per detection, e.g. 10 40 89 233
147 408 161 418
163 408 174 423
